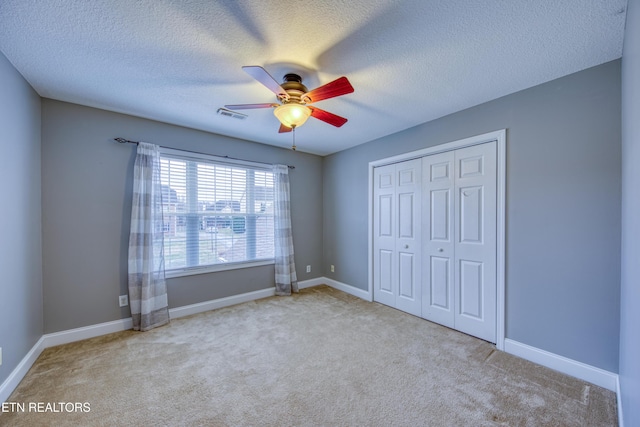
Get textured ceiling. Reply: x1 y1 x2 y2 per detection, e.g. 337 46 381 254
0 0 628 155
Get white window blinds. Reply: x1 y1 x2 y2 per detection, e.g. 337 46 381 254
159 152 275 273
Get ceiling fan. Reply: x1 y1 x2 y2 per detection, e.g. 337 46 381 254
225 66 354 136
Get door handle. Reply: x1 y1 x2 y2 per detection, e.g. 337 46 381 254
404 244 409 249
438 248 444 252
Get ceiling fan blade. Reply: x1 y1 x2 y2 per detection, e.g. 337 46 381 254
303 76 354 103
224 103 278 110
309 107 348 127
242 66 289 100
278 124 293 133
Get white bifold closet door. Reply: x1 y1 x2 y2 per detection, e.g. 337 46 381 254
422 142 497 342
373 141 497 343
373 158 422 316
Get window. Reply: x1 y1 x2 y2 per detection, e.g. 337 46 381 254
159 149 275 275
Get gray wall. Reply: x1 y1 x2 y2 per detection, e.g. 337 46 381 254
620 0 640 423
0 53 43 387
41 100 323 333
324 60 621 373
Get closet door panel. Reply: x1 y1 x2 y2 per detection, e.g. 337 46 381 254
454 142 497 342
459 186 483 244
459 259 483 319
430 256 450 309
395 159 422 316
422 152 455 327
378 249 394 293
373 159 421 316
373 164 396 307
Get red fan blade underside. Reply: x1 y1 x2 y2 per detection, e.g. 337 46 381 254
242 66 288 100
303 76 354 103
224 103 278 110
309 107 348 127
279 124 293 133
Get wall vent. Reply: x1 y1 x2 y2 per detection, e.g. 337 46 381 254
217 108 247 120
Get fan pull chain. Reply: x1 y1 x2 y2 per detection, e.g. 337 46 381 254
291 125 297 151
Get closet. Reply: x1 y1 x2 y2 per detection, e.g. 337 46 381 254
373 141 497 343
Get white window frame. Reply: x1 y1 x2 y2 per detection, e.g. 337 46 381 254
159 147 275 278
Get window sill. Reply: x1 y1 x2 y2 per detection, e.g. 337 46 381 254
165 259 275 279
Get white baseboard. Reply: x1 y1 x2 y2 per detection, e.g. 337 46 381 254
1 318 138 403
297 277 326 289
41 318 134 349
503 338 618 392
34 279 364 348
298 276 371 301
169 287 275 319
323 277 371 301
0 337 45 404
171 279 335 319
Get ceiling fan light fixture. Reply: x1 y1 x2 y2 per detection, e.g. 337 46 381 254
274 103 311 128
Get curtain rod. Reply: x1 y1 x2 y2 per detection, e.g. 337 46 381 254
114 138 295 169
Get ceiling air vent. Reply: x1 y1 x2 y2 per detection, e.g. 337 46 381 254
217 108 247 120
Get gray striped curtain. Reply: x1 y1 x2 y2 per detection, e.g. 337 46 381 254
273 165 298 295
128 142 170 331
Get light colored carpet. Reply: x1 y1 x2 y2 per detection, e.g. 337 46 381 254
2 285 617 426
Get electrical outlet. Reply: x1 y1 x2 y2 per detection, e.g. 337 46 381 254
331 265 335 273
119 295 129 307
306 265 311 273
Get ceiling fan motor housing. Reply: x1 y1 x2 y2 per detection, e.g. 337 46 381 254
280 73 309 104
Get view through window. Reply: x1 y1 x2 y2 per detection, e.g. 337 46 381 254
160 153 275 272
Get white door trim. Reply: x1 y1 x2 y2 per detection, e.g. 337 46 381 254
368 129 507 350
